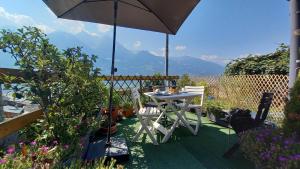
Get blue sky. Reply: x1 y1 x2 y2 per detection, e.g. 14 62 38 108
0 0 290 66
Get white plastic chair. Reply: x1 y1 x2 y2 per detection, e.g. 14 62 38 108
177 86 205 133
131 88 160 145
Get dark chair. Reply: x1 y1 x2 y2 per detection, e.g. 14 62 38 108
223 92 274 158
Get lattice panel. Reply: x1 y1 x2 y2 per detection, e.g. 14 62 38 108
101 75 179 104
196 75 289 123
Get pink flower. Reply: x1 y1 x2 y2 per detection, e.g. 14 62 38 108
64 144 69 149
0 159 6 164
30 141 37 146
19 142 24 147
53 140 58 145
40 146 49 154
7 146 15 154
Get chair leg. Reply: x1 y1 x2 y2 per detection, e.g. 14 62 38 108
132 125 144 142
144 125 158 145
134 116 158 145
223 142 240 158
195 108 202 134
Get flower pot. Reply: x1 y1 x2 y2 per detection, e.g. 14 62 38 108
101 108 119 122
98 122 118 135
207 112 230 127
122 108 134 118
288 113 300 121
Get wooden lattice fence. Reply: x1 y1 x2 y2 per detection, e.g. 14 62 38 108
100 75 179 103
194 75 289 123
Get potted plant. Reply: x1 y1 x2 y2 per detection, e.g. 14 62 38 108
122 101 134 118
204 100 228 126
101 92 121 122
98 113 118 135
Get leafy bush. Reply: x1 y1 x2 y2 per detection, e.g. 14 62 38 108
204 100 225 118
283 77 300 134
225 44 289 75
240 128 300 169
178 74 196 88
0 26 105 158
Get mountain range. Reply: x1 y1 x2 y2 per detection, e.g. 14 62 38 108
0 30 224 76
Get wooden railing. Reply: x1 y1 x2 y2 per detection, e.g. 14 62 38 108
0 109 43 139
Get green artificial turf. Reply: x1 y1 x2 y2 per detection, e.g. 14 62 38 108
116 112 254 169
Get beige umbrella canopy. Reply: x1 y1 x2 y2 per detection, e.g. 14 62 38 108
43 0 199 35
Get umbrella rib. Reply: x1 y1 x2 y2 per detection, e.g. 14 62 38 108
119 0 150 12
85 0 150 13
137 0 175 34
58 0 87 18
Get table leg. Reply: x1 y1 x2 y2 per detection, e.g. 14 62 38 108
171 98 196 135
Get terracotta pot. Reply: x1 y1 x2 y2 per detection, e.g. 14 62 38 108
101 108 119 122
99 123 118 135
112 108 119 121
122 108 134 118
288 113 300 120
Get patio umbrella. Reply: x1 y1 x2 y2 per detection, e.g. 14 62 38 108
43 0 200 161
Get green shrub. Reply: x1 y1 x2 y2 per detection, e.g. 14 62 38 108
204 100 225 118
283 77 300 134
178 74 196 88
0 26 105 158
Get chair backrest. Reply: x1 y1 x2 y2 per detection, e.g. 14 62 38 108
131 88 143 111
184 86 205 106
255 92 274 124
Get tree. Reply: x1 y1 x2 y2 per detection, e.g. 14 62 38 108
178 74 196 88
224 44 289 75
0 27 105 145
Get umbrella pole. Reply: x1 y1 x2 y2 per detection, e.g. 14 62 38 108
165 34 169 88
107 0 119 146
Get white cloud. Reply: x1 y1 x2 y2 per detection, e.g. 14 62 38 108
238 53 261 58
150 48 166 57
0 6 104 36
0 6 55 34
149 51 161 56
36 24 55 34
133 41 141 48
198 55 231 66
175 45 186 51
97 24 112 33
55 19 86 34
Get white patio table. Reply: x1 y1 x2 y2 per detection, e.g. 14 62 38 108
144 91 202 143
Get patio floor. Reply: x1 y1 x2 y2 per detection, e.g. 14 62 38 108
116 112 254 169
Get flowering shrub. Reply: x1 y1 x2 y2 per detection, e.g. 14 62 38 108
0 142 59 169
240 128 300 169
0 141 122 168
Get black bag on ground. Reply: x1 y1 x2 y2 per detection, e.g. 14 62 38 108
229 108 253 134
